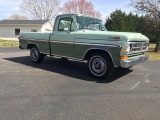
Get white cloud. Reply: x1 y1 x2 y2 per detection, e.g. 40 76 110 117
0 0 22 6
0 0 22 19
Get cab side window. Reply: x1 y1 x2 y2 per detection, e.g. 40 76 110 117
58 17 74 31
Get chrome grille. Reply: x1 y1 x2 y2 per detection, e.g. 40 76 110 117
131 43 142 52
142 42 148 51
129 42 148 54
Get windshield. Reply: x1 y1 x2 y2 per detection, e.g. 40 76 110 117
76 16 107 31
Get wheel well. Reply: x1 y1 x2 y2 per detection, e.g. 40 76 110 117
84 49 114 66
27 44 37 50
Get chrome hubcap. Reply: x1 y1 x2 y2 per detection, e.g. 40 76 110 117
31 48 38 61
91 57 106 74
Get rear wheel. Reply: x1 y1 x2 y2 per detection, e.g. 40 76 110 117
30 46 44 63
88 53 114 79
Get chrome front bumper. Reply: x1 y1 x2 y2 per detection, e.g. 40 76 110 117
120 54 149 68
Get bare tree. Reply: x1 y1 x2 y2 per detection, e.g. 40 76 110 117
62 0 102 18
8 14 28 20
129 0 160 51
20 0 61 21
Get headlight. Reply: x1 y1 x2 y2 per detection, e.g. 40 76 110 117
120 43 130 56
126 44 130 53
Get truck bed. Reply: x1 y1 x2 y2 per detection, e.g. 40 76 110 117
19 32 51 54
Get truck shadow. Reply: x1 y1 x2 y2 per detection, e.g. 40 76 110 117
4 56 133 83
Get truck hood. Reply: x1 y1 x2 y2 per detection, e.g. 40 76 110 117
77 30 149 42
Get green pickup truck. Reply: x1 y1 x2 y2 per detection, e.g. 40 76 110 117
19 14 149 78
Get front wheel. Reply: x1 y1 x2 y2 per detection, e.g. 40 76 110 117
30 46 44 63
88 53 114 79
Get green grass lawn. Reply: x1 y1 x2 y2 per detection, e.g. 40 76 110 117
146 52 160 61
0 40 19 47
148 44 156 51
146 44 160 61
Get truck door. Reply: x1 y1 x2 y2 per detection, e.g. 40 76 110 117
50 16 75 58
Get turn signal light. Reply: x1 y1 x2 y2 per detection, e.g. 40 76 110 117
113 37 120 40
120 56 128 60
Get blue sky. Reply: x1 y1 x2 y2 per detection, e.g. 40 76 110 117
0 0 133 20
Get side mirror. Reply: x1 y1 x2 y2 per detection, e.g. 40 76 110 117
64 27 70 33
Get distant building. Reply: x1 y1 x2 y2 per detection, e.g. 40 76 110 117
0 20 53 40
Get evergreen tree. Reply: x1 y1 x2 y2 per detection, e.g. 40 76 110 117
105 10 127 31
